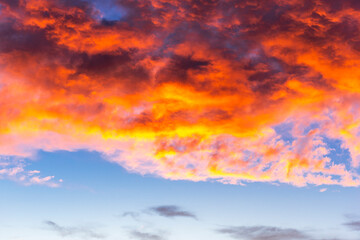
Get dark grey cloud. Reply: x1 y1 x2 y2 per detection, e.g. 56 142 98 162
130 230 165 240
217 226 309 240
44 220 105 239
149 205 197 219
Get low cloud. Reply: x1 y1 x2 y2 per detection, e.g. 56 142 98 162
343 215 360 231
149 205 197 220
217 226 309 240
44 220 105 239
130 230 165 240
122 211 141 221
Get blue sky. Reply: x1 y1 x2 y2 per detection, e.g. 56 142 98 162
1 150 359 240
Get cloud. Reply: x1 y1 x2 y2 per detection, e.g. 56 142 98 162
217 226 309 240
0 156 61 187
0 0 360 187
149 205 197 220
122 211 141 218
121 211 142 222
344 221 360 231
343 215 360 231
121 205 197 221
216 225 352 240
44 220 105 239
130 230 165 240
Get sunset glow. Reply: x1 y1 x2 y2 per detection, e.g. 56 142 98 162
1 0 360 188
2 1 360 240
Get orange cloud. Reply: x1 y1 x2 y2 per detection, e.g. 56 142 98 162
0 0 359 186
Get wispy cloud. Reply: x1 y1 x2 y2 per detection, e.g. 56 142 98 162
44 220 105 239
0 156 61 187
148 205 197 220
217 226 309 240
343 215 360 231
130 230 165 240
122 211 141 221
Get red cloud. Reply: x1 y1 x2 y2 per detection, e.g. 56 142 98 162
0 0 360 186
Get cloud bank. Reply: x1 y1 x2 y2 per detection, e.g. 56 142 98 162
1 0 360 186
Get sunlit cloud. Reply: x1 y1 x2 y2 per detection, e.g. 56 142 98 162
0 0 360 186
0 156 61 187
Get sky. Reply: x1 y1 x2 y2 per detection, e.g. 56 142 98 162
0 0 360 239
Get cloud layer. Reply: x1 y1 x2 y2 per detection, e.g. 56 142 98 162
1 0 360 186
